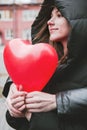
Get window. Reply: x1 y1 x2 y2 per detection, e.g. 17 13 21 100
0 10 13 21
5 29 13 40
15 0 37 4
0 0 13 4
22 10 39 21
27 0 37 3
22 29 31 40
0 0 40 4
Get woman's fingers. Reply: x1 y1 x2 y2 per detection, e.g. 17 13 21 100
6 99 25 117
11 91 27 99
11 95 25 105
18 105 26 111
9 110 24 117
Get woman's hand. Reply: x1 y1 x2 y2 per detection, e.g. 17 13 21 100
25 91 57 113
6 83 27 117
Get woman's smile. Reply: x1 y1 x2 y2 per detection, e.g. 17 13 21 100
49 27 59 33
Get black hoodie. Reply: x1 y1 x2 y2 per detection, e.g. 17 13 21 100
3 0 87 130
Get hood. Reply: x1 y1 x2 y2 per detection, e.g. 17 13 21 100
31 0 87 59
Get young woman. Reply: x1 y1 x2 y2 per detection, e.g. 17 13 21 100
2 0 87 130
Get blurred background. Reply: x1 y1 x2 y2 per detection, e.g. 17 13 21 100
0 0 43 129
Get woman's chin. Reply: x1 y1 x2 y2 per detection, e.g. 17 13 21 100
49 35 61 42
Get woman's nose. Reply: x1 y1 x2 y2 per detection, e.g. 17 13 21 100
47 18 54 25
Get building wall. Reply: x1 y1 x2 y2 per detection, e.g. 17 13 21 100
0 0 43 45
0 0 43 4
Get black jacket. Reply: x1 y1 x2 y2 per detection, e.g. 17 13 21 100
2 0 87 130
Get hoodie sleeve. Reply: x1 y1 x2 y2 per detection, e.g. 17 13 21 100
56 88 87 115
2 77 13 97
6 111 29 130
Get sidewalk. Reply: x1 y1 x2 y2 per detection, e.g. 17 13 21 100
0 45 8 88
0 97 15 130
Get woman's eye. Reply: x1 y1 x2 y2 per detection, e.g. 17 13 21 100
57 13 62 17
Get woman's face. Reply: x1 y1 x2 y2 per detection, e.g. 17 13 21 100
47 8 71 43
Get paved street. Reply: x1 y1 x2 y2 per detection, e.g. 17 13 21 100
0 45 8 88
0 45 14 130
0 98 14 130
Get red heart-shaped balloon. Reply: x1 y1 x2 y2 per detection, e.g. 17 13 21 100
3 39 58 92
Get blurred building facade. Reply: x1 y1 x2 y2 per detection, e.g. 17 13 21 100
0 0 43 45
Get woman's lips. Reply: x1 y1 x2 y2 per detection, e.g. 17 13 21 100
49 28 59 33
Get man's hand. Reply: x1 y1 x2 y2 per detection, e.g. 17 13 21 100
25 91 57 113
